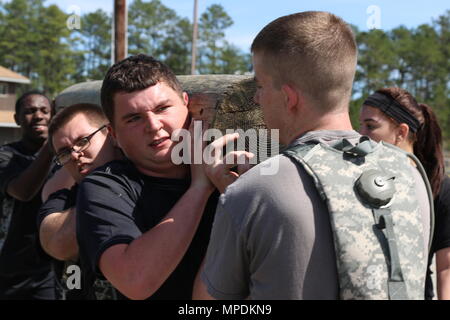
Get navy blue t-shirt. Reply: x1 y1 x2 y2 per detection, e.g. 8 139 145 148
432 176 450 253
37 184 78 230
38 183 122 300
76 159 218 300
425 175 450 299
0 141 53 275
0 141 54 296
37 184 90 300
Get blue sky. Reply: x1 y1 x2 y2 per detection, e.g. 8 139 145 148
45 0 449 51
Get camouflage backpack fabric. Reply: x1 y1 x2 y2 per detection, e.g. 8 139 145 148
284 137 434 300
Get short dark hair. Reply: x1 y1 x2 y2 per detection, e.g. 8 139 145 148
101 54 183 125
48 103 108 153
15 90 51 114
251 11 357 111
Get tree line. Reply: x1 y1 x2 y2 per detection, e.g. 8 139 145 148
0 0 448 148
349 14 450 149
0 0 251 93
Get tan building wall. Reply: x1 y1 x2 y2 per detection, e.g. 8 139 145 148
0 94 16 112
0 83 19 145
0 82 17 115
0 110 15 123
0 66 29 145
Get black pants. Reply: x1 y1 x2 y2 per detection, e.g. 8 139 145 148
0 270 56 300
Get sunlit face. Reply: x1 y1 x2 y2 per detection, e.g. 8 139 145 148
111 82 189 177
52 113 115 183
359 105 399 144
16 94 51 144
252 52 287 143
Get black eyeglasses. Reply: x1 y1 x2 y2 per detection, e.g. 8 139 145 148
54 125 107 166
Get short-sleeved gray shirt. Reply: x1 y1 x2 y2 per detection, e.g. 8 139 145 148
201 130 430 300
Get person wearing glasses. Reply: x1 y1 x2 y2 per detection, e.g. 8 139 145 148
37 103 121 299
0 91 56 299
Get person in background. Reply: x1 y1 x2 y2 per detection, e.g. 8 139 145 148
359 87 449 300
37 103 121 299
0 91 56 299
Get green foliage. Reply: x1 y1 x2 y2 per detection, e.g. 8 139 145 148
0 0 76 97
0 0 447 147
355 29 396 96
126 1 249 75
76 9 112 81
218 43 251 74
128 0 178 56
197 4 249 74
351 12 450 148
0 0 250 97
156 17 192 75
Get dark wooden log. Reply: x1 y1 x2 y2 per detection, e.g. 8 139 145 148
54 75 277 162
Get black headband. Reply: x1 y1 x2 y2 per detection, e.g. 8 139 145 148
363 92 421 133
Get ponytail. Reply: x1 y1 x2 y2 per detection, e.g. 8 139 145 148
370 88 445 198
413 103 445 198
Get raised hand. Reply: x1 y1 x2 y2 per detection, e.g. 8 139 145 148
204 132 254 193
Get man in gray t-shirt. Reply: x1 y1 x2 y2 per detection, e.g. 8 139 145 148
198 131 430 299
193 12 431 300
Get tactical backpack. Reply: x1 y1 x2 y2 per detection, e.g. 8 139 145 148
284 136 434 300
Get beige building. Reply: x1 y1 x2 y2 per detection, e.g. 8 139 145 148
0 65 30 145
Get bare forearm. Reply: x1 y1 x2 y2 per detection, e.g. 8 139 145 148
100 186 213 299
8 142 53 201
436 247 450 300
40 208 78 261
437 269 450 300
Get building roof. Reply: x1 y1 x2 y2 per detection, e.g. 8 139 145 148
0 65 30 84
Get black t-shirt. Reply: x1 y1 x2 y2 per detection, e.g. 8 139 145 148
432 176 450 253
76 159 218 300
425 175 450 299
37 184 78 230
0 141 53 278
37 184 91 300
38 182 120 300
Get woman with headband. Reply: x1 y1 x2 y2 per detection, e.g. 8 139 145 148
359 87 450 300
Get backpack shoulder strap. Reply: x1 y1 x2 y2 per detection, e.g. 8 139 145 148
381 142 435 252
